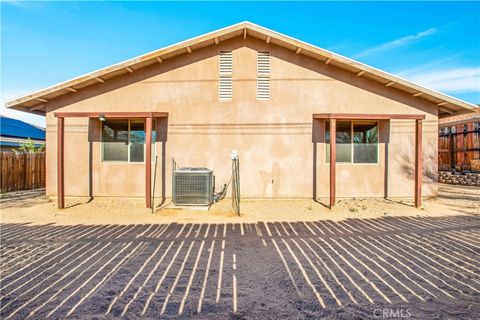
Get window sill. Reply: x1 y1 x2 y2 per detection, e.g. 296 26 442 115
325 162 380 166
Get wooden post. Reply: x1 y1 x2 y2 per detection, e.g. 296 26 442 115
57 117 65 209
145 117 153 208
449 134 454 168
313 143 317 200
415 119 422 208
329 119 336 209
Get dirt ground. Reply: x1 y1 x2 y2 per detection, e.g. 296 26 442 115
1 184 479 319
0 184 478 226
0 213 479 319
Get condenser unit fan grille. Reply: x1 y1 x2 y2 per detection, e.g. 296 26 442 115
173 168 213 205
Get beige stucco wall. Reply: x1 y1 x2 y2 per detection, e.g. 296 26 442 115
45 36 438 199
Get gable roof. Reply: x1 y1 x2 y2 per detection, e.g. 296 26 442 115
0 116 46 140
6 21 478 117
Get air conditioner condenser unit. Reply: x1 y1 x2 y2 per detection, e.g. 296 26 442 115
173 167 214 206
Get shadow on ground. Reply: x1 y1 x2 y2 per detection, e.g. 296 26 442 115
1 214 479 319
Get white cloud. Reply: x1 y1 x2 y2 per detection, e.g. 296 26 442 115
354 28 437 58
398 66 480 93
1 89 46 128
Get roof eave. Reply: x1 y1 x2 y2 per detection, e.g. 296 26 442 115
6 21 478 116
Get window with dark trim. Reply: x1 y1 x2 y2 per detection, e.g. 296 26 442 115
326 121 379 164
102 119 156 162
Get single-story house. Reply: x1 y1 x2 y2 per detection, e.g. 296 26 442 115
6 22 478 209
0 116 45 151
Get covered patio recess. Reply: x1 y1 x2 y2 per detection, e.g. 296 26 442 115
55 112 168 209
314 113 426 209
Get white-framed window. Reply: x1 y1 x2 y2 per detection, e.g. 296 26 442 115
326 120 379 164
219 51 233 100
101 119 156 163
257 51 270 100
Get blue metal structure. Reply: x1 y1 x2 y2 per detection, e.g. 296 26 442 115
0 116 45 148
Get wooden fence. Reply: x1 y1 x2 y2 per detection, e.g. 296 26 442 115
439 121 480 170
1 152 46 193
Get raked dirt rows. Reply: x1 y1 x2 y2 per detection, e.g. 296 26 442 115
1 215 479 319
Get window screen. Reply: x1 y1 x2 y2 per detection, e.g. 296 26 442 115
102 120 128 161
353 122 378 163
325 121 378 164
326 121 352 163
129 120 145 162
102 119 155 162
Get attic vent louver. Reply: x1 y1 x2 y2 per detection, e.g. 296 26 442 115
219 51 232 100
257 52 270 100
257 77 270 100
257 52 270 74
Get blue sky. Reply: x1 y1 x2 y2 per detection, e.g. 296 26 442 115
1 1 479 127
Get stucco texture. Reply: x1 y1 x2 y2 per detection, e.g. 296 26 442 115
44 36 438 199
